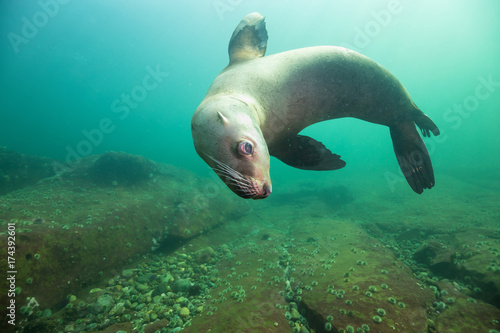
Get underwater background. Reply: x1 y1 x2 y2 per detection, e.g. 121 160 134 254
1 0 499 185
1 1 500 332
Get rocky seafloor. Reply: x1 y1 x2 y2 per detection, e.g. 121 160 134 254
1 149 499 333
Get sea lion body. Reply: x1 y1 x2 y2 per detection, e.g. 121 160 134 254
192 13 440 199
206 46 422 148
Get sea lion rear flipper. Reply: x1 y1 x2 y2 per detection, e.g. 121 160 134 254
390 122 435 194
271 135 346 171
228 12 268 65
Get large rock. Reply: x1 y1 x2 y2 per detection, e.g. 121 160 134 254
433 280 500 333
413 230 500 309
0 147 55 195
87 151 160 186
0 151 242 330
184 203 435 333
8 182 500 333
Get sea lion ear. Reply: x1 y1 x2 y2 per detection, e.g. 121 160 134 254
228 12 268 65
217 111 229 125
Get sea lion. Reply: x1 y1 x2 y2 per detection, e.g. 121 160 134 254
191 12 440 199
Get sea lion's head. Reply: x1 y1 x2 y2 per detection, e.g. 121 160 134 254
191 96 272 199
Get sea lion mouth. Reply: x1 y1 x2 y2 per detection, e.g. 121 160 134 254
207 155 271 199
234 182 272 199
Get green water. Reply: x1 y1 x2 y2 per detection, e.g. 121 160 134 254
1 0 499 194
1 2 500 332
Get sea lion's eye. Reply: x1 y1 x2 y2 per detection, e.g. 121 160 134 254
238 141 253 155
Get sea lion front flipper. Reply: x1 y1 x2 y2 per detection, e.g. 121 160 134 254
271 135 346 171
228 12 268 65
390 122 435 194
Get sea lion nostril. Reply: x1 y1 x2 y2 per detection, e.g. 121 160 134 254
263 185 272 197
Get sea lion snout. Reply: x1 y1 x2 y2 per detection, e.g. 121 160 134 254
259 183 272 199
231 178 272 199
242 177 272 199
207 155 272 200
240 179 272 199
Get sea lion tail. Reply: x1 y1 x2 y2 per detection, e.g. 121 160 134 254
390 122 435 194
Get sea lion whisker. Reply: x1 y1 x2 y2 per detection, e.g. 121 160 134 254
226 178 253 189
222 172 253 187
210 160 254 186
226 182 252 193
214 161 245 179
206 155 245 177
213 169 254 192
212 163 242 177
212 166 252 185
209 157 262 195
224 176 247 186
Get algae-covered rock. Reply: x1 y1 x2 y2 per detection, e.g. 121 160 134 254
413 231 500 309
136 283 149 292
88 151 159 186
121 269 135 278
173 278 192 293
0 151 243 331
286 217 433 333
4 151 499 333
94 294 115 313
183 203 436 333
434 281 500 332
196 247 216 264
179 306 190 318
0 147 55 195
413 239 456 272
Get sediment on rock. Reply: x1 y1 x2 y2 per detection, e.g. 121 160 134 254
0 151 242 332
